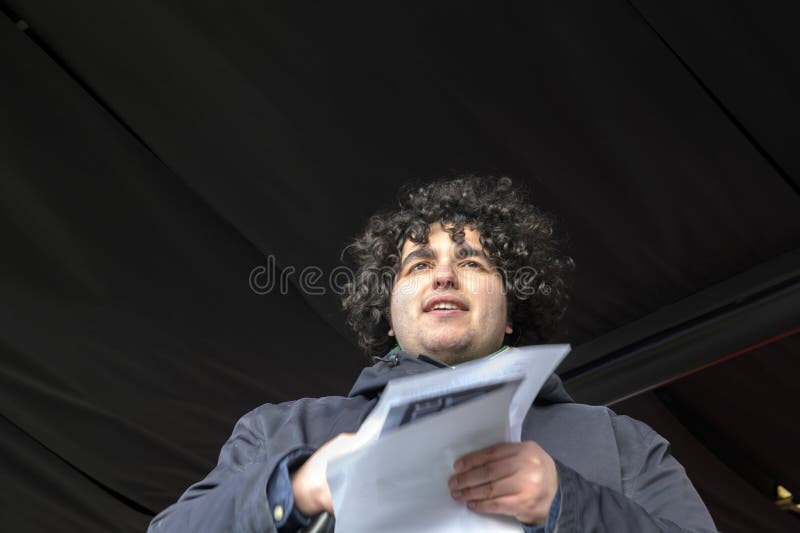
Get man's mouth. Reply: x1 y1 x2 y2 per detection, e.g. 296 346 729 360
424 297 468 313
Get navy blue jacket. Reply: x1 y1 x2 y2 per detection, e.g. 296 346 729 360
149 352 718 532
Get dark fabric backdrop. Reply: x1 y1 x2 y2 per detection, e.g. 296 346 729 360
1 1 798 531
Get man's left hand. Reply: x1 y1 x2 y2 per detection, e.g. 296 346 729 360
449 441 558 525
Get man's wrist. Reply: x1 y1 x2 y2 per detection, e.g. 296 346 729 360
290 466 320 516
521 486 561 533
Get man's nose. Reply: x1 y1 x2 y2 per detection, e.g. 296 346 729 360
433 264 459 290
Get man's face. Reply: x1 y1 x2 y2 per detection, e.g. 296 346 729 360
389 223 511 364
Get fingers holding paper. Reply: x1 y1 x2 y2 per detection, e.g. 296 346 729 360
449 441 558 526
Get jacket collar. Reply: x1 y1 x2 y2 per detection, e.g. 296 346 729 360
348 348 574 405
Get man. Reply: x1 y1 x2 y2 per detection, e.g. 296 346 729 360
149 175 718 532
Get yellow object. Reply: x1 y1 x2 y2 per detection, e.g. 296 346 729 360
273 504 284 522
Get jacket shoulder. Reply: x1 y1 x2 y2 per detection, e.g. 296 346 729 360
237 394 374 448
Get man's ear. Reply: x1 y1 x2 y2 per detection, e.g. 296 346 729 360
505 323 513 335
387 311 394 336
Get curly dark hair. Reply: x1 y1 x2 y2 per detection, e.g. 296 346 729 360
342 175 574 356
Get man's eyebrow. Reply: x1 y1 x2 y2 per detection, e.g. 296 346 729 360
400 247 435 271
454 244 488 260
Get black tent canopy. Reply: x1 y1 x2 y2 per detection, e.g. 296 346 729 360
1 1 798 531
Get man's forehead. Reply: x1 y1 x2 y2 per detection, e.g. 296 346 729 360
400 226 487 257
402 239 484 253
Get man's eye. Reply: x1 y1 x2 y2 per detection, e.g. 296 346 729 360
462 260 483 269
410 262 431 272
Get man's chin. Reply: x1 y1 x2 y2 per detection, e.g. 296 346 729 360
420 337 478 365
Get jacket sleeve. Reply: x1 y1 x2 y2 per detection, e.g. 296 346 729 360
552 415 718 533
147 407 312 533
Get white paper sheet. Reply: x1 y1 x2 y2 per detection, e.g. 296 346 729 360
326 344 570 532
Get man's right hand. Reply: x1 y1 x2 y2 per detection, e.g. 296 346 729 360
290 433 357 516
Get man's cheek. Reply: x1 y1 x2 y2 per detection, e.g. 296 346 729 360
395 279 417 296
